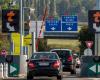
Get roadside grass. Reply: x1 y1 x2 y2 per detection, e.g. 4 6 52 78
47 39 80 52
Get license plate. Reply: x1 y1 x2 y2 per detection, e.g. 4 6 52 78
39 62 49 66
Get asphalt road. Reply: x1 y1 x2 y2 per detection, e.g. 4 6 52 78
2 68 100 80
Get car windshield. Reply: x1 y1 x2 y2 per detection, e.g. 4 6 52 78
51 50 71 59
31 53 58 60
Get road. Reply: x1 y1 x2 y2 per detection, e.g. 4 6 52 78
2 68 100 80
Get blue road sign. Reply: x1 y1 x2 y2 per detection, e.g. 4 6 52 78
61 15 78 31
62 23 77 31
62 15 77 22
45 19 61 31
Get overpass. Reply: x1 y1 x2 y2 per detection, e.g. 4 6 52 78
44 32 79 39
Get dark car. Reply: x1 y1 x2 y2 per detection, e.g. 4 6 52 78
26 52 63 80
50 49 76 74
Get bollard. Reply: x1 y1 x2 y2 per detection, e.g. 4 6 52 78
3 63 8 78
0 63 4 79
19 55 27 77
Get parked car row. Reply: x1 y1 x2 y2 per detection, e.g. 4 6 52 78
26 49 80 80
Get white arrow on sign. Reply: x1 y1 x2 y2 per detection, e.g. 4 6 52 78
67 27 72 30
10 65 16 73
89 65 96 73
93 23 100 32
89 65 100 73
6 22 15 31
51 27 56 31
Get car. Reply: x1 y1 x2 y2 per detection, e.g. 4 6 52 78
26 52 63 80
50 49 76 74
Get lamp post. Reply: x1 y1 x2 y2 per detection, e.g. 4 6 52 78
95 0 100 56
23 7 35 55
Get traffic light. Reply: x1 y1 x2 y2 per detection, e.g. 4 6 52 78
2 9 19 33
88 10 100 33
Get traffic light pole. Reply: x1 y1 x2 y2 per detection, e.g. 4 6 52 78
20 0 23 55
19 0 27 76
94 0 100 77
95 0 100 56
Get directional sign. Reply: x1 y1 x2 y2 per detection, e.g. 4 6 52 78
8 63 19 77
89 65 96 73
62 23 77 31
61 15 78 31
10 65 17 74
62 15 77 22
89 64 100 73
85 41 93 48
2 9 19 33
45 19 61 31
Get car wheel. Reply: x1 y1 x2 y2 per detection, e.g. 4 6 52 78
57 75 62 80
71 69 76 74
27 73 33 80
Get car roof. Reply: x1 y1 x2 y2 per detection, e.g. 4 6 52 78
50 49 72 51
33 52 56 54
31 52 59 59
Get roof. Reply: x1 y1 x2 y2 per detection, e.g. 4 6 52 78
50 48 72 51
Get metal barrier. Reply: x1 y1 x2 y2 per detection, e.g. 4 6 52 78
80 56 100 77
3 63 8 78
0 63 4 79
0 55 27 78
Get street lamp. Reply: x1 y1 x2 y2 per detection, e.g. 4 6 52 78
22 7 35 35
23 7 35 55
19 0 35 76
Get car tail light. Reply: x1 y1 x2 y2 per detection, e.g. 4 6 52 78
68 56 73 62
28 62 35 69
52 61 60 69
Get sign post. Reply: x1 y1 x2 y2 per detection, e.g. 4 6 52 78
88 10 100 56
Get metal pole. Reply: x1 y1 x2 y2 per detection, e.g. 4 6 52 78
20 0 24 75
95 0 100 77
95 0 100 56
32 32 33 53
34 32 36 52
20 0 23 55
31 32 36 53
